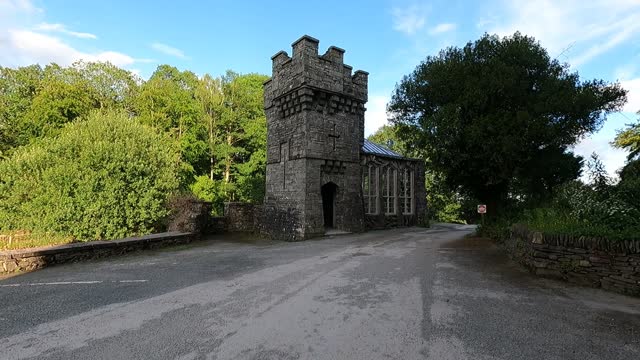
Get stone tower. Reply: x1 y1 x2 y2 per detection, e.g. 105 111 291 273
263 35 368 240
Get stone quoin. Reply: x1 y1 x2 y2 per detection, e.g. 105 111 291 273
261 35 426 241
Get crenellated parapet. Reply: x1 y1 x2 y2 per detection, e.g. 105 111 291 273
263 36 368 240
264 35 368 114
260 35 424 241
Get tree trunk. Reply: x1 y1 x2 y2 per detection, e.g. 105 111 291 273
210 156 215 181
479 183 508 222
209 114 215 181
224 134 232 184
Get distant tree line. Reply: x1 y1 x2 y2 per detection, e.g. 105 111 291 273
0 61 268 242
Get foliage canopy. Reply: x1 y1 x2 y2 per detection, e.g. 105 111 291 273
388 32 627 215
614 116 640 161
0 110 180 240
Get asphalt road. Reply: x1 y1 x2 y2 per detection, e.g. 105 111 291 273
1 224 639 360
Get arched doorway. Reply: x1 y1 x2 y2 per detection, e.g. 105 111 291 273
321 182 338 229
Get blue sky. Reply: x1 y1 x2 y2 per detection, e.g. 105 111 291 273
1 0 639 176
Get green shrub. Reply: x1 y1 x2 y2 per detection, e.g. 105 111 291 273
553 182 640 233
618 160 640 209
476 220 511 241
190 175 224 215
518 180 640 241
0 110 180 240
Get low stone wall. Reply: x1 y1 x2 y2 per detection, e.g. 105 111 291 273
254 203 301 242
504 224 640 296
207 216 226 234
224 202 256 232
223 202 302 241
0 232 197 274
166 199 214 234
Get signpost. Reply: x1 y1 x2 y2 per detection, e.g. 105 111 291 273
477 204 487 225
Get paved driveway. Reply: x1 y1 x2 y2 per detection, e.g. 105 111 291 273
0 224 638 360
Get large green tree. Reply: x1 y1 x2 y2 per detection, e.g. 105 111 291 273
367 125 412 156
614 115 640 160
613 117 640 211
0 65 45 154
1 62 139 154
388 32 626 216
191 72 269 210
22 65 97 140
70 61 140 112
135 65 208 181
1 60 270 217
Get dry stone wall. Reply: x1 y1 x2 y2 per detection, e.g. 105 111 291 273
504 224 640 296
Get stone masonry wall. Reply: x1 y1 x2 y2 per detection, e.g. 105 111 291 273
167 199 213 234
223 202 305 242
254 204 302 242
503 224 640 297
1 232 197 274
263 35 367 240
224 202 256 232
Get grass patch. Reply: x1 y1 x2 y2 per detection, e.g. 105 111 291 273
522 208 639 241
0 230 75 250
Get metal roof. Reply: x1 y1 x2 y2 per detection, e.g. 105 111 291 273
361 139 405 159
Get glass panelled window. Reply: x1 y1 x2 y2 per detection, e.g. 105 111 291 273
399 168 414 214
381 167 396 215
363 165 378 214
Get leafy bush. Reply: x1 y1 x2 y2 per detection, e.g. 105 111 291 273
517 180 640 241
476 221 511 242
554 182 640 231
0 110 180 240
190 175 224 215
618 160 640 209
479 173 640 242
522 207 639 241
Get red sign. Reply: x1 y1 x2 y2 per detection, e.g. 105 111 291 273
477 205 487 214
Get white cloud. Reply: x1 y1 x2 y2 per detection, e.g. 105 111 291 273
429 23 456 35
621 78 640 113
0 0 41 15
391 6 427 35
612 65 640 114
2 30 136 67
365 95 391 136
574 134 628 178
614 63 637 80
151 42 188 59
568 15 640 66
487 0 640 65
0 1 146 70
35 22 97 39
0 0 42 30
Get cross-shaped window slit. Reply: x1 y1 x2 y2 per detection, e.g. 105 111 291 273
328 123 340 151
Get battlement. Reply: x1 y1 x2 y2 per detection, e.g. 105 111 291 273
322 46 344 64
292 35 319 60
265 35 368 106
